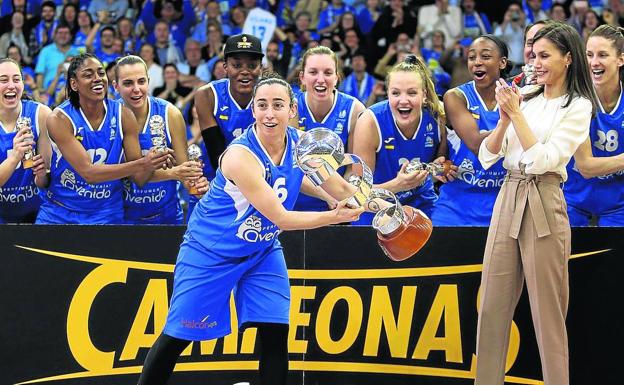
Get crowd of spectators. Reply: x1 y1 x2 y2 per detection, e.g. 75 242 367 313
2 0 623 224
3 0 623 109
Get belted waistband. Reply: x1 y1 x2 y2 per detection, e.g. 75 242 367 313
505 170 562 239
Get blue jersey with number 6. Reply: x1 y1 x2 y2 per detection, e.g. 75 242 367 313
187 125 304 257
565 89 624 218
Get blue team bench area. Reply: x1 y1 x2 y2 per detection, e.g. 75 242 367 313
1 225 620 385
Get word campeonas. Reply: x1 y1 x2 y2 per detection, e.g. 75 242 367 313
62 264 521 375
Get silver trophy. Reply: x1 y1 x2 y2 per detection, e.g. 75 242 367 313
187 144 203 197
149 115 167 152
295 128 433 261
16 117 35 169
405 159 452 177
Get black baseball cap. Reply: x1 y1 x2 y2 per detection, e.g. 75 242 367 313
223 34 264 59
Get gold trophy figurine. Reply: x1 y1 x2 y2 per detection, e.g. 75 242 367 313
17 117 35 169
187 144 204 198
149 115 167 152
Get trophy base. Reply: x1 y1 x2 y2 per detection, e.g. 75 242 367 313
22 159 34 169
188 185 203 199
376 206 433 262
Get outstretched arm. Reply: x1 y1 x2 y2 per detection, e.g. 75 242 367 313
221 146 363 230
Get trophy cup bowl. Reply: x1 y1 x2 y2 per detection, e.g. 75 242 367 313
16 117 35 169
187 144 203 198
368 189 433 261
296 128 433 261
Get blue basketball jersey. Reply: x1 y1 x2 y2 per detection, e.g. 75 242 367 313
210 78 255 143
294 90 357 211
186 126 304 257
564 89 624 216
0 100 43 222
45 99 125 215
355 100 440 225
123 97 182 224
187 79 257 219
432 81 506 226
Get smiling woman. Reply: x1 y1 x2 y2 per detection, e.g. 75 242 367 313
433 34 511 226
35 53 174 224
564 24 624 226
136 74 364 385
475 22 597 385
293 46 366 212
350 54 451 225
0 58 52 223
113 55 208 225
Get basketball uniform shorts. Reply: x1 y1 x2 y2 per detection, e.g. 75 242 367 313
163 234 290 341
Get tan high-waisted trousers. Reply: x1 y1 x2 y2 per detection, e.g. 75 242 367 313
475 170 570 385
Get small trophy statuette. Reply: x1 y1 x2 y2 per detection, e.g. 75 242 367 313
17 117 35 169
522 63 536 85
405 159 453 177
187 144 203 198
149 115 167 152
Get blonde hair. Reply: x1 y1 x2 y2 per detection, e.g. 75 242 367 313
386 54 446 128
299 46 342 91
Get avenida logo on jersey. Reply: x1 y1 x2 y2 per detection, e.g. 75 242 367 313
456 158 504 188
236 215 280 243
60 169 113 199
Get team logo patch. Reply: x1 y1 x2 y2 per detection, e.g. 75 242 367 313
237 36 253 49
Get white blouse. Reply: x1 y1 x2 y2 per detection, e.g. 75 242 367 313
479 91 592 181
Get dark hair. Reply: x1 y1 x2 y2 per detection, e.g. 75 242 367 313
549 3 569 19
163 63 179 73
583 9 604 29
253 73 296 108
66 53 102 108
523 19 554 42
54 22 73 36
41 1 57 10
77 10 94 29
524 22 598 112
100 26 116 37
139 43 160 65
589 24 624 88
114 55 148 81
116 17 134 37
473 34 512 77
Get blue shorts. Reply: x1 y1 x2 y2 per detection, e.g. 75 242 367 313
568 204 624 226
35 201 124 224
163 234 290 341
124 200 183 225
